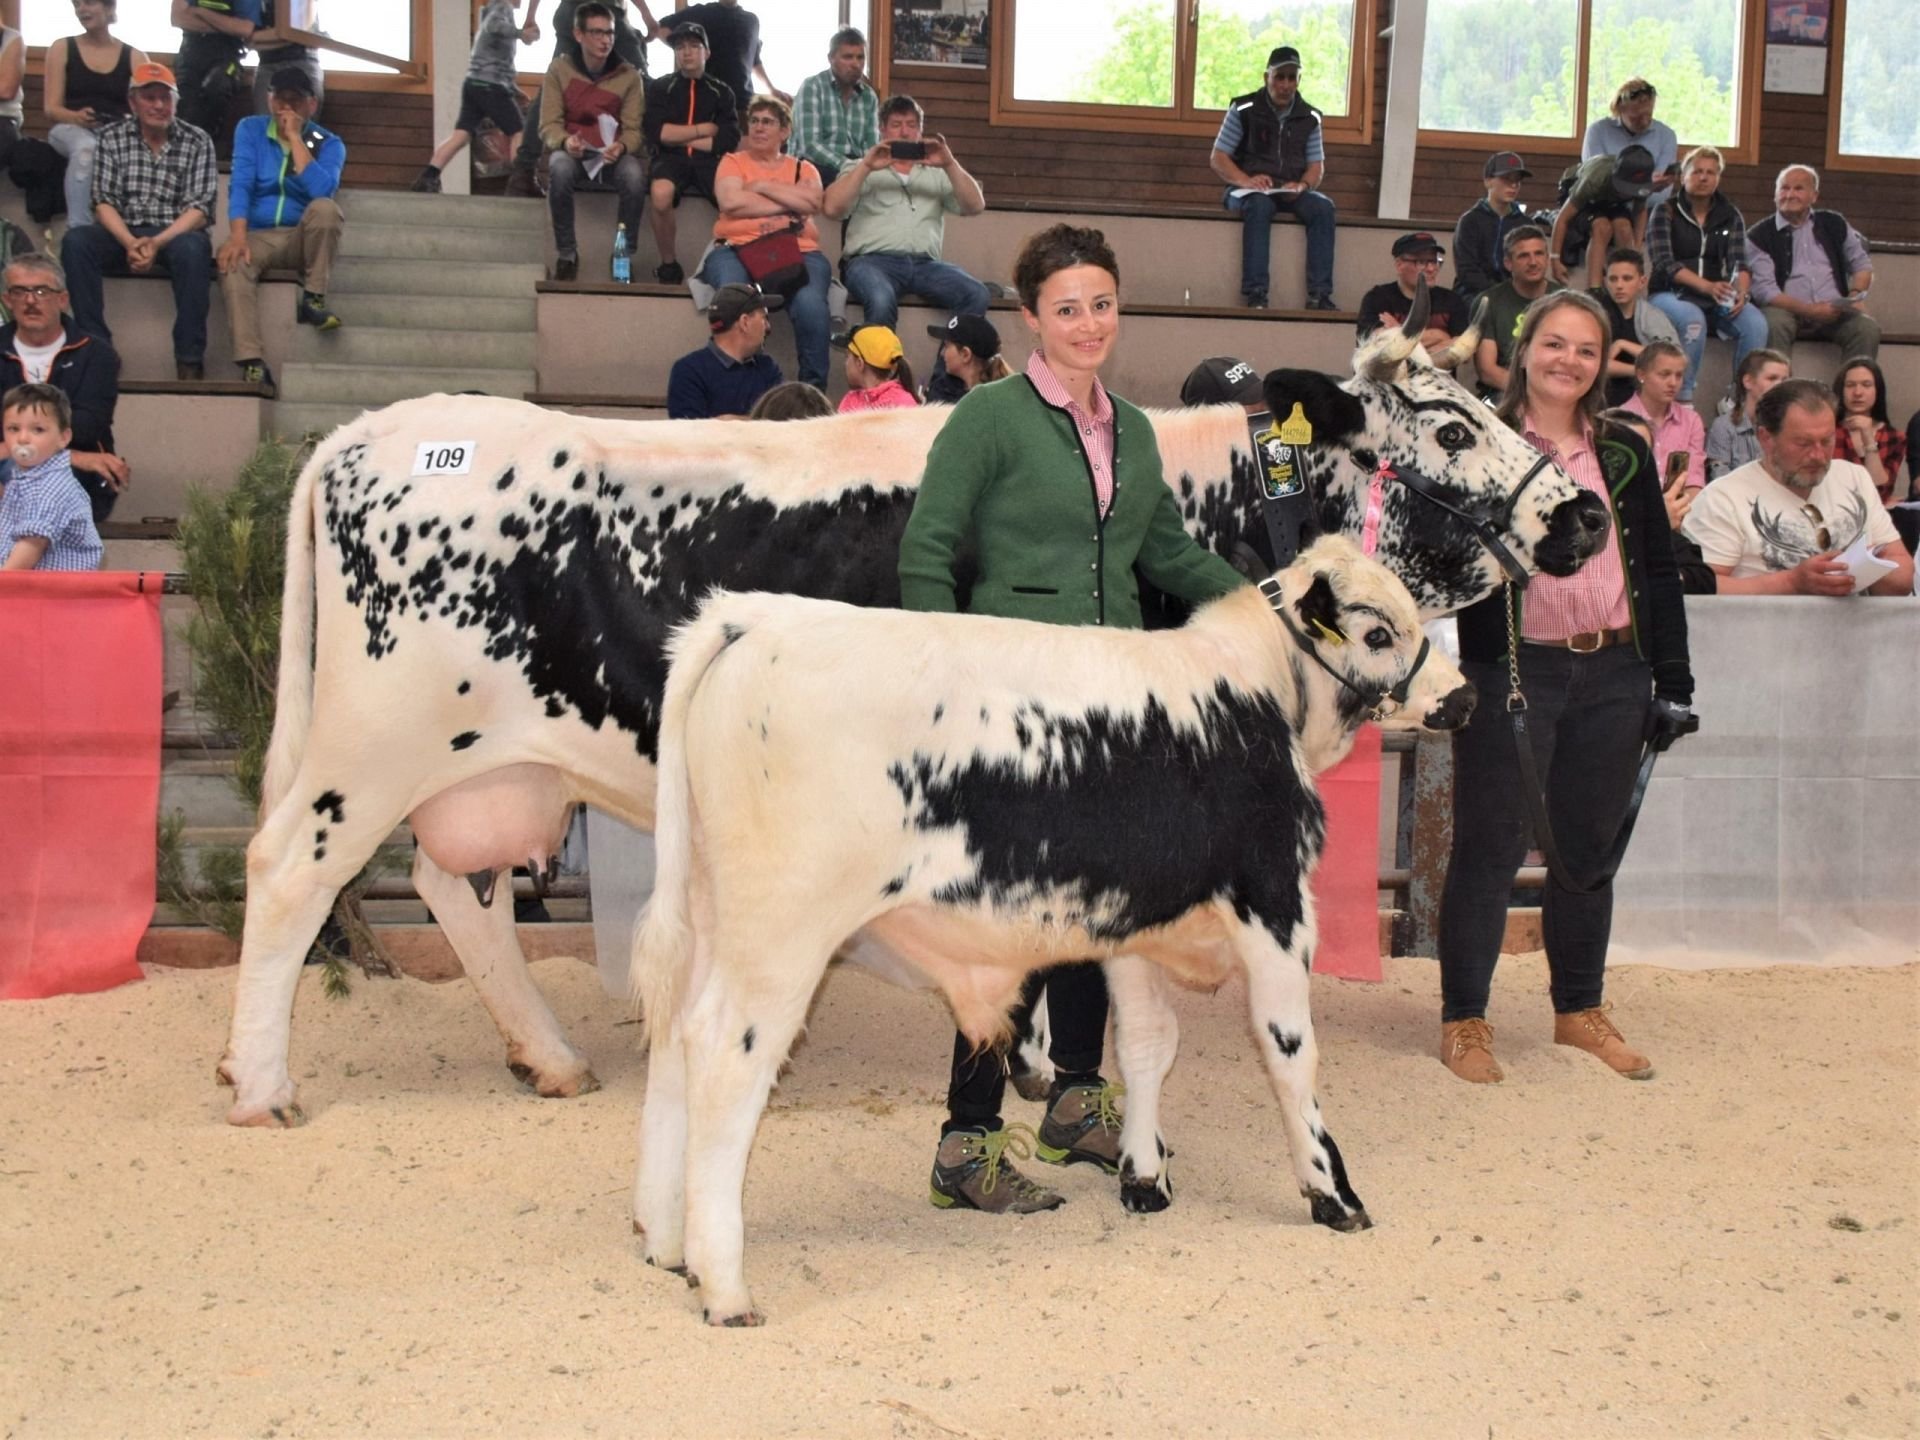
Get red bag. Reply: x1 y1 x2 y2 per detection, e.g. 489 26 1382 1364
730 161 809 299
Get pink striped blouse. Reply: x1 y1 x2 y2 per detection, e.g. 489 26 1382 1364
1026 351 1116 516
1518 417 1630 641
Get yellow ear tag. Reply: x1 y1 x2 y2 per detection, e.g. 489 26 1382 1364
1310 618 1348 646
1277 402 1314 446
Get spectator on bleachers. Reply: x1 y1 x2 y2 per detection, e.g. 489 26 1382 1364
1684 378 1913 595
1833 357 1906 505
789 27 875 187
1549 144 1654 290
414 0 539 194
821 94 988 379
170 0 257 149
1644 145 1767 403
1453 151 1532 308
649 0 784 106
1210 45 1337 312
1747 165 1879 362
1705 347 1790 481
61 63 215 382
747 379 830 420
506 1 648 197
43 1 145 235
539 1 645 283
1592 246 1677 406
923 312 1007 404
1179 355 1264 412
834 324 916 412
1581 77 1677 193
251 0 322 117
0 18 21 174
0 253 126 521
666 280 781 419
1603 404 1715 593
1356 231 1467 358
1470 225 1560 398
1622 339 1704 490
217 65 344 397
0 382 101 571
643 20 738 285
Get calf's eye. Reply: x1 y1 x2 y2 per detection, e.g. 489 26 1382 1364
1365 627 1393 651
1434 422 1473 452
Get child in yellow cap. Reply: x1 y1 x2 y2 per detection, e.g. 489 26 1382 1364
835 324 919 412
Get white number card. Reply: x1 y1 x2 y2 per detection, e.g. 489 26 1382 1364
412 441 476 477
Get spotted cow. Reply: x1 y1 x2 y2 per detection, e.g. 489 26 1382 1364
218 326 1608 1126
631 535 1474 1325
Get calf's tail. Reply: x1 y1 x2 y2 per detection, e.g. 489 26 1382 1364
631 595 741 1037
258 443 326 823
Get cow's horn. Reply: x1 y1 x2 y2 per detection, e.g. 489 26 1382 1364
1400 274 1432 342
1436 324 1480 371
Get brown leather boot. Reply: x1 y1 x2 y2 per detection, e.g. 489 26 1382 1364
1440 1018 1504 1083
1554 1006 1653 1079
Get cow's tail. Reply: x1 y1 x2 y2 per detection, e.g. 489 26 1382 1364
631 596 740 1037
258 443 325 823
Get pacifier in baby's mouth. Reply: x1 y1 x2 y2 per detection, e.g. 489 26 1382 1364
12 444 36 465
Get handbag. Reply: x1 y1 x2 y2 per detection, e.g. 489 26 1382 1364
730 161 810 300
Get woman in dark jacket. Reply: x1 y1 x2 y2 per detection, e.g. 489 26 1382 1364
1439 290 1696 1086
1644 145 1768 402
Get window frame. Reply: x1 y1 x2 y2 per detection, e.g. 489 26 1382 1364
1824 0 1920 175
982 0 1378 144
1414 0 1764 169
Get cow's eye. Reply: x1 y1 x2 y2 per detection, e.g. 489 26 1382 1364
1365 627 1393 651
1434 422 1474 452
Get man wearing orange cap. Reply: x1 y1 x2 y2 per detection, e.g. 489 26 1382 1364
61 61 216 381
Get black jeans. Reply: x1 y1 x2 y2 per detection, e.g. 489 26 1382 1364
946 961 1109 1132
1437 645 1652 1022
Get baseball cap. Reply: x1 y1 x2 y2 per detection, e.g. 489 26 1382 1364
1266 46 1302 72
925 312 1000 359
129 61 179 93
833 324 904 368
1391 231 1446 260
707 282 781 331
1180 356 1264 409
269 65 317 99
1484 150 1532 180
666 20 709 46
1610 144 1656 200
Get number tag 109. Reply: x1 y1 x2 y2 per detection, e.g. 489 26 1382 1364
412 440 476 477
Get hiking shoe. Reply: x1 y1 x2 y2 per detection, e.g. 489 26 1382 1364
410 167 441 193
1554 1005 1653 1079
929 1125 1063 1214
297 293 342 331
1306 293 1339 312
1440 1018 1504 1084
553 252 579 283
1243 289 1269 310
238 359 276 398
655 259 684 285
175 361 204 382
1036 1080 1123 1172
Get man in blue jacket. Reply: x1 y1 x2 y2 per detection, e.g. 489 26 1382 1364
214 65 345 396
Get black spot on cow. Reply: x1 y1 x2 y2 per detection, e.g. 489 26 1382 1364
931 704 944 724
457 679 472 695
552 450 569 469
742 1026 755 1054
881 868 911 896
313 846 326 861
451 731 481 751
495 467 515 492
312 790 346 824
461 515 476 529
720 623 744 648
572 470 588 492
314 828 328 846
545 696 566 719
1268 1023 1304 1057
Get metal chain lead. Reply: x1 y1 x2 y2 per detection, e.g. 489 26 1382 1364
1503 581 1526 712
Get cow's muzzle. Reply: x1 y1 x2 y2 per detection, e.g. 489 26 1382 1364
1422 681 1478 732
1534 491 1612 577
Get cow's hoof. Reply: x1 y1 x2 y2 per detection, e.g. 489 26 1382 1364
1309 1193 1372 1232
1009 1070 1053 1103
227 1098 307 1128
507 1058 600 1098
704 1307 765 1328
1120 1178 1171 1214
643 1254 688 1277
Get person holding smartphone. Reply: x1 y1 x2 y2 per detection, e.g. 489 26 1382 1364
1621 339 1705 490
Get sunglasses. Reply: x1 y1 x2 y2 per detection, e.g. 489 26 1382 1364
1803 501 1831 551
1622 85 1656 100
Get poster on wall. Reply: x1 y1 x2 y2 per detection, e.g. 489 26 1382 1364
1762 0 1828 95
892 0 990 69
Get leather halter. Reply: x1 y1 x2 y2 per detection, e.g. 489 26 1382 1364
1367 450 1557 589
1259 575 1434 723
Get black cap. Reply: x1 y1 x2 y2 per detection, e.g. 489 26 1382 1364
268 64 317 99
707 282 781 331
1391 231 1446 260
1180 356 1264 409
666 20 709 46
1266 46 1302 72
1483 150 1532 179
926 312 1000 359
1610 143 1656 200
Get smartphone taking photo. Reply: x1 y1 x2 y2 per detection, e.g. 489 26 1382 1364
889 140 928 161
1665 450 1690 491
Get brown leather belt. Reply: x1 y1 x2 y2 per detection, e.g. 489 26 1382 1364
1523 626 1633 653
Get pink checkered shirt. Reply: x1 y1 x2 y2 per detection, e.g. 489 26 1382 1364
1518 417 1629 641
1026 351 1116 516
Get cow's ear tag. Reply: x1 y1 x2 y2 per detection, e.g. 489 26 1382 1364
1277 403 1313 446
1311 618 1348 646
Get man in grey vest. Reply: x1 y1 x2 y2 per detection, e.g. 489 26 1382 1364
1746 164 1878 360
1208 45 1337 311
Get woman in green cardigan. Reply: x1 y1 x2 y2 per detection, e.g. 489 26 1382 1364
899 224 1249 1214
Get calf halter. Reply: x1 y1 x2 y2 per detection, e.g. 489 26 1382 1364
1259 575 1433 723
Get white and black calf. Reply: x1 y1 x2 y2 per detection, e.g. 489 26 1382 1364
220 331 1602 1126
632 536 1474 1325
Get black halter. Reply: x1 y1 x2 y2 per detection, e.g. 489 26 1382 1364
1373 450 1557 590
1260 575 1433 723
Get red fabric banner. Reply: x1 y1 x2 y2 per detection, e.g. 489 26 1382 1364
1309 725 1384 982
0 572 163 999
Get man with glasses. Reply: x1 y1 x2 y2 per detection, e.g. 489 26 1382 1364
1356 231 1467 357
538 0 645 282
0 254 129 522
1684 377 1912 596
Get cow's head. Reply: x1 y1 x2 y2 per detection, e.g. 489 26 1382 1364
1262 287 1611 616
1265 535 1475 736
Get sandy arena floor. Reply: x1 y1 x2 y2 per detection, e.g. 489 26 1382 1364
1 952 1914 1439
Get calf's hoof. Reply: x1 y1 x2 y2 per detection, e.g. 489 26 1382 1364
1119 1158 1172 1214
1009 1070 1053 1104
506 1058 601 1098
227 1098 308 1128
1309 1192 1372 1232
704 1307 765 1328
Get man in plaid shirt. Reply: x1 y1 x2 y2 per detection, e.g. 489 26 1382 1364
60 63 217 382
790 28 876 187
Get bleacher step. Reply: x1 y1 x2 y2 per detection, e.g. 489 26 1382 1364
267 402 371 441
329 257 544 299
288 327 535 369
341 222 546 266
274 364 539 405
338 188 548 234
328 293 537 333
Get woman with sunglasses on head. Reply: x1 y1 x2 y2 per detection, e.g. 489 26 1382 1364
1438 289 1695 1087
1582 77 1677 193
1832 357 1906 504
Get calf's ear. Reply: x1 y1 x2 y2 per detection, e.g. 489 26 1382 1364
1262 370 1367 446
1293 572 1348 645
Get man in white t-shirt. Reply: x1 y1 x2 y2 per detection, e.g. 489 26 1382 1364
1684 377 1912 596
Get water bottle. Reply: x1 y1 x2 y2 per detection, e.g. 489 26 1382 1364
1716 263 1739 316
612 224 632 284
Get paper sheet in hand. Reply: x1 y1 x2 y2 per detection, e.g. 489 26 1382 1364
1836 533 1895 593
584 113 619 180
